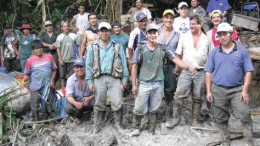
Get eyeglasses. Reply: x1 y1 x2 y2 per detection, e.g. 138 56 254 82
74 65 84 68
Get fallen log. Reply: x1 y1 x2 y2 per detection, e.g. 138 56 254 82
190 126 218 132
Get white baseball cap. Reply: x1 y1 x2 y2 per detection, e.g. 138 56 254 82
178 2 188 9
45 21 53 26
98 22 111 30
217 22 233 32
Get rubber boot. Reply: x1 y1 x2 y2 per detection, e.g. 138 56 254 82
93 110 103 134
191 100 202 126
32 110 39 121
215 122 230 146
166 100 181 129
114 109 124 133
132 114 142 129
148 113 158 135
242 122 254 146
130 114 142 137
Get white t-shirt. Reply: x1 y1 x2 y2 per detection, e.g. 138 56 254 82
173 17 190 34
175 32 212 69
73 12 90 33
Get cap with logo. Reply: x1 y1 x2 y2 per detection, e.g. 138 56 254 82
178 2 188 9
163 9 175 17
217 22 233 33
73 58 84 66
136 12 147 22
45 21 53 26
146 23 159 32
98 22 112 30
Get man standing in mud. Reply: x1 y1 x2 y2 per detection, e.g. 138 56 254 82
166 16 212 128
131 23 196 136
205 22 254 146
21 39 57 121
79 13 99 58
157 9 180 121
86 22 129 134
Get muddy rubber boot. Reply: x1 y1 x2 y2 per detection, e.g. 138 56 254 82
242 122 254 146
32 110 39 121
148 113 158 135
114 109 124 133
166 100 181 129
93 110 103 134
215 123 230 146
130 114 142 137
191 100 202 126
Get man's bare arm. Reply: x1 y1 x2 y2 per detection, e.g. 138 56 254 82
80 32 88 58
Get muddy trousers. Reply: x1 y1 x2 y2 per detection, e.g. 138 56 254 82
214 122 254 146
211 84 254 146
65 102 93 119
31 91 40 121
114 108 124 131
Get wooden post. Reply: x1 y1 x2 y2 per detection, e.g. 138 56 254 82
105 0 122 23
0 112 3 142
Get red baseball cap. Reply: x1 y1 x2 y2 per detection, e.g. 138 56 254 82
20 24 32 31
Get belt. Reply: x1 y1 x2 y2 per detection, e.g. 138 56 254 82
100 73 112 76
218 84 240 89
196 68 204 71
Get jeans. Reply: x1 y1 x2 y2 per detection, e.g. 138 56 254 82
94 75 123 111
164 63 177 102
133 81 164 115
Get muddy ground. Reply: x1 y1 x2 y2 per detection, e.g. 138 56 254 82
21 104 260 146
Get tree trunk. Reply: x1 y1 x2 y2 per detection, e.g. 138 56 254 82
41 0 46 31
105 0 122 23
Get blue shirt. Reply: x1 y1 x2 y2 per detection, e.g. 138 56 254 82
111 32 129 53
206 0 230 13
205 44 254 87
133 31 147 51
86 39 129 85
66 73 92 102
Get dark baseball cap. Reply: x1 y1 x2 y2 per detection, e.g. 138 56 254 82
136 12 147 22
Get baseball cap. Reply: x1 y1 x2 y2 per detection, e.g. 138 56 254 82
32 39 43 49
210 10 222 18
163 9 175 17
20 24 32 31
45 21 53 26
73 58 84 66
136 12 147 22
146 23 159 32
98 22 111 30
217 22 233 33
178 2 188 9
112 21 122 27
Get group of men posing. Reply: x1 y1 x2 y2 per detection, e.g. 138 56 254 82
0 0 255 145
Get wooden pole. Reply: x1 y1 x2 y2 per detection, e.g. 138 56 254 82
0 112 3 142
